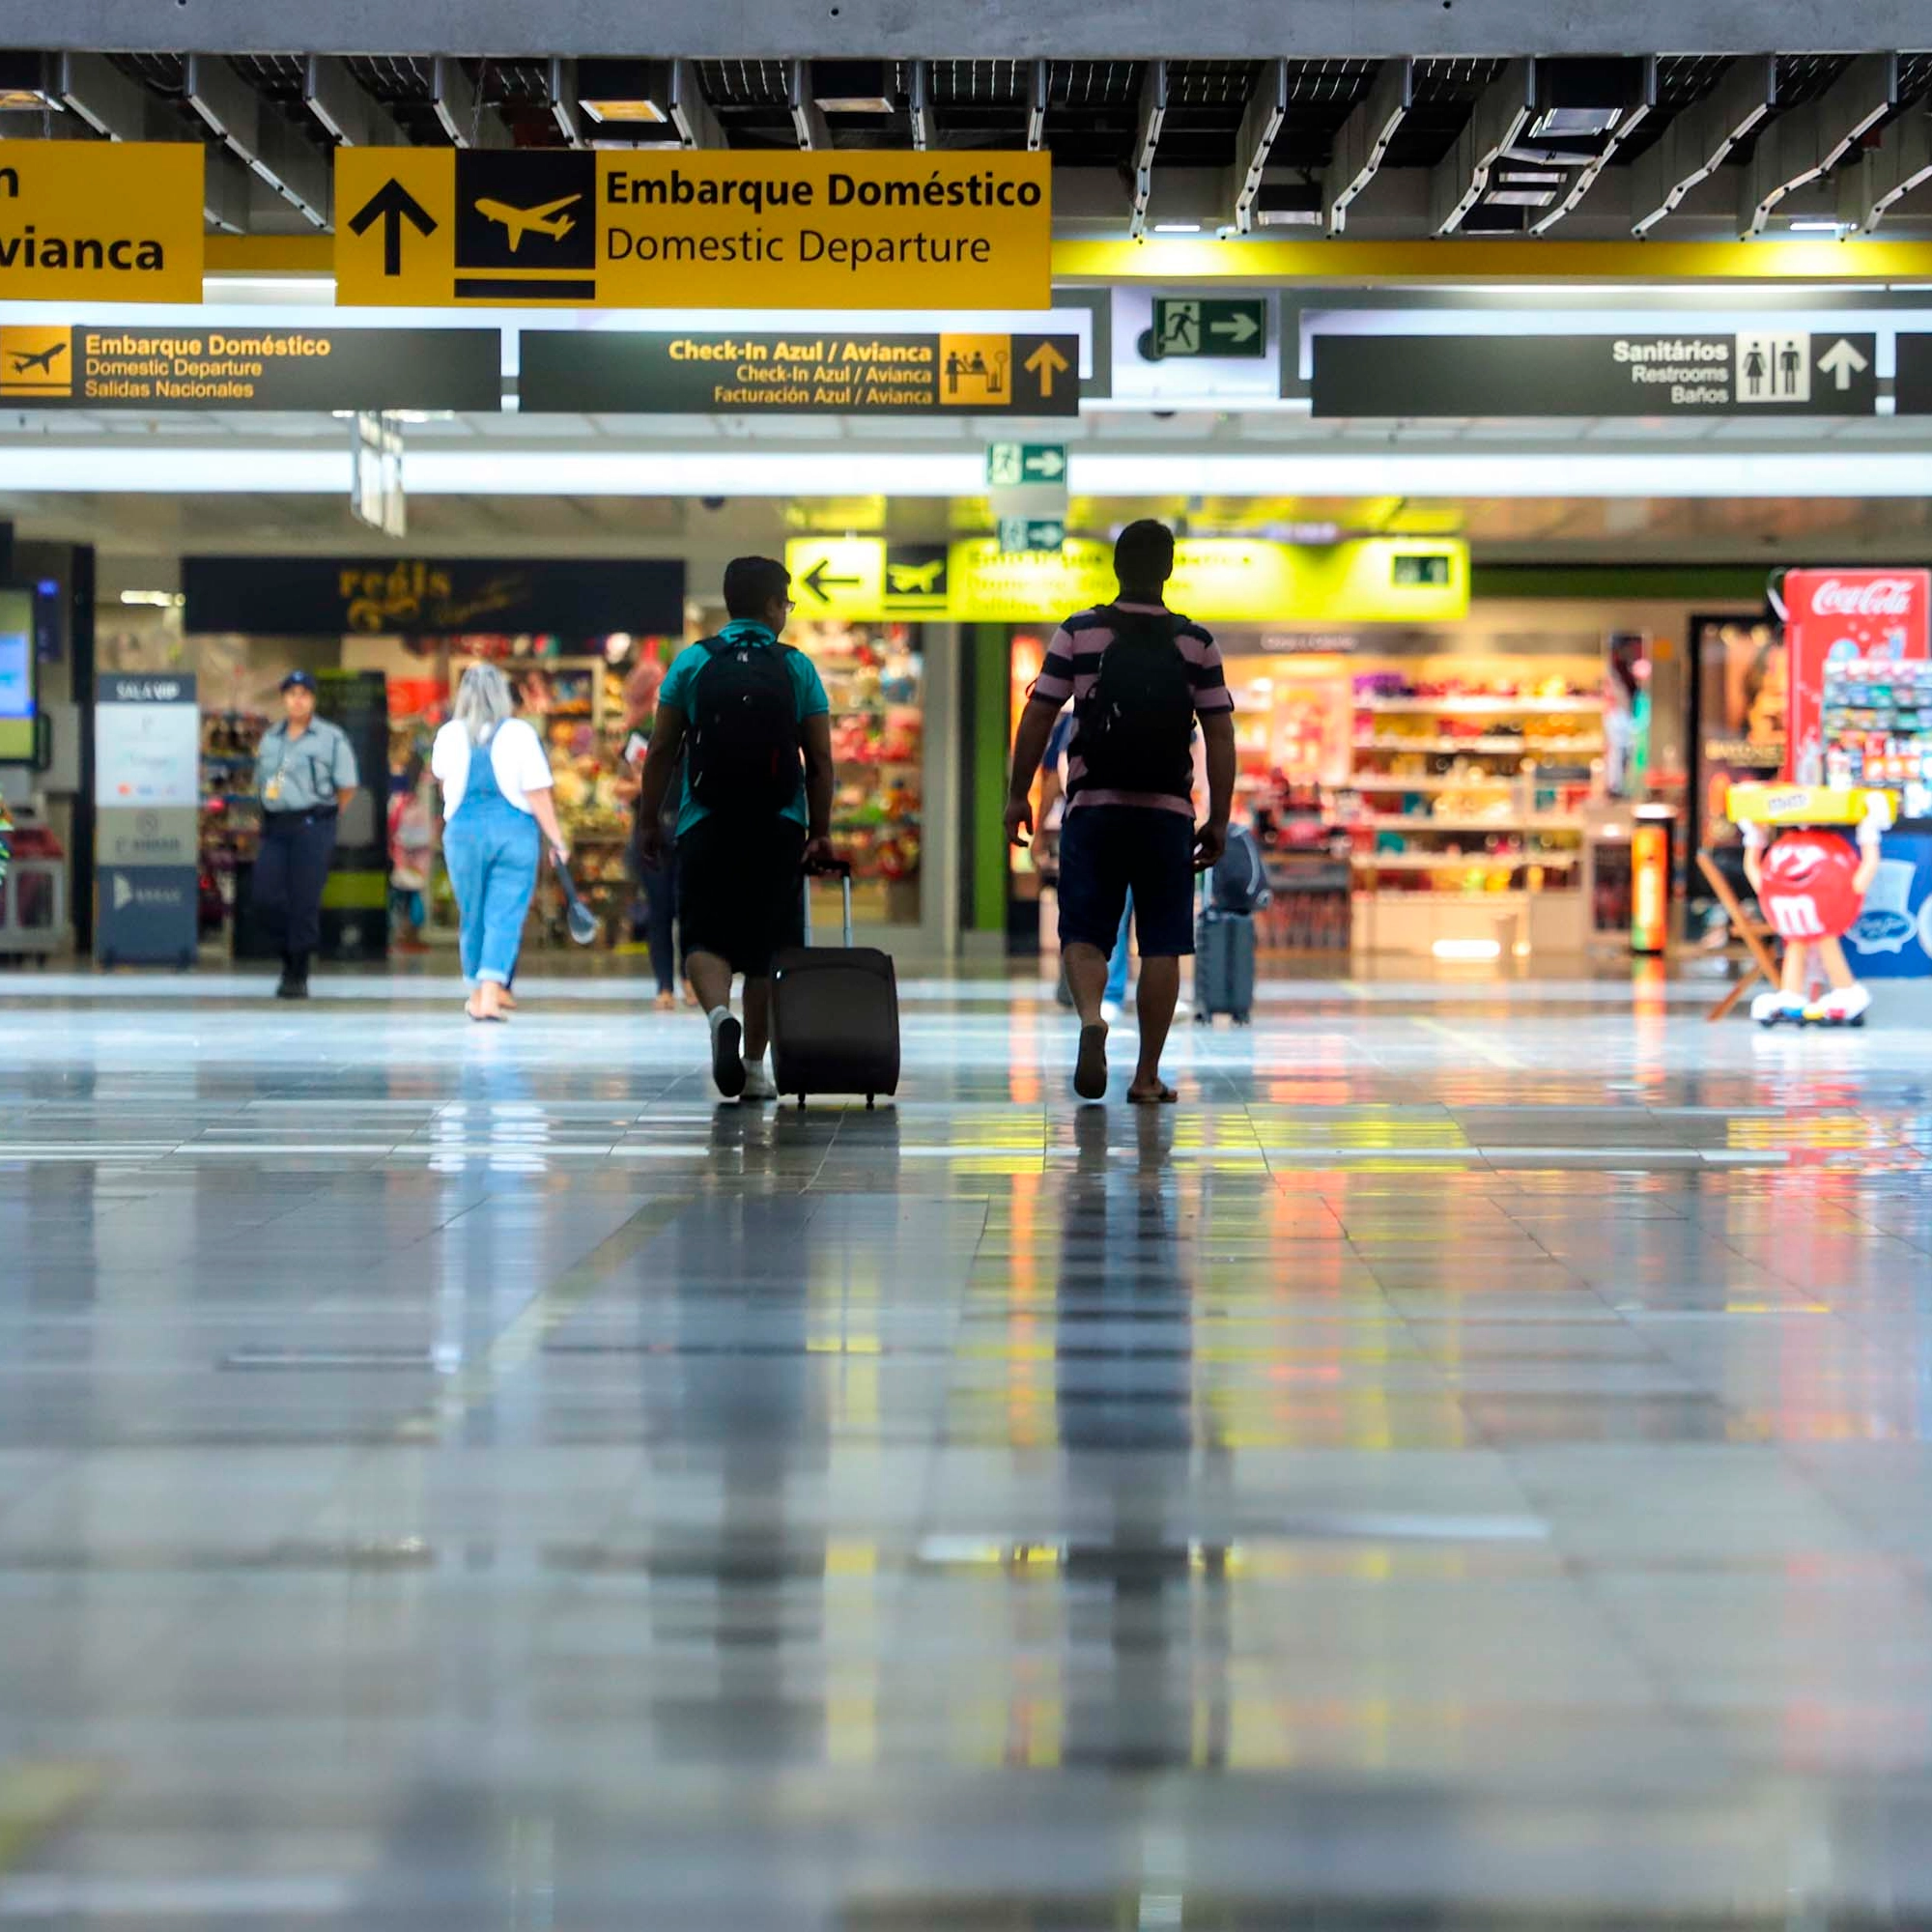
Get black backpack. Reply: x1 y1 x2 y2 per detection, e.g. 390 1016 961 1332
1071 607 1196 799
686 637 803 819
1209 825 1271 916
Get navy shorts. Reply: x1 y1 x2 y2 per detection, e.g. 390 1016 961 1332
1058 804 1197 958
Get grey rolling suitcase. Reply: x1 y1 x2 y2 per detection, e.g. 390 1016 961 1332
770 863 901 1108
1194 908 1257 1026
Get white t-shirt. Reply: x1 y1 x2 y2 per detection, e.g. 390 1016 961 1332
431 717 554 819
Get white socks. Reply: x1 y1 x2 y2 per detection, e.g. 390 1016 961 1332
707 1005 731 1036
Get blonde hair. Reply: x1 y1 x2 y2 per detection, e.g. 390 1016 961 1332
454 662 513 747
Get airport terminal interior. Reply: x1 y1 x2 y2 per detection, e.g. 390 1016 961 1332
3 16 1932 1930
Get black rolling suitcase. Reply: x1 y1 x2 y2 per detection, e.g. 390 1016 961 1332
1195 908 1258 1026
770 862 901 1108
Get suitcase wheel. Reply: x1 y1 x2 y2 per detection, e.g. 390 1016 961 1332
1234 1012 1251 1027
866 1094 875 1110
1194 1009 1209 1025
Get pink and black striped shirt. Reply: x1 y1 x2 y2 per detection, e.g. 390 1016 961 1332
1033 600 1235 817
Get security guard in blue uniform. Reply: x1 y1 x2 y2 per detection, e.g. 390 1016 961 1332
254 670 358 999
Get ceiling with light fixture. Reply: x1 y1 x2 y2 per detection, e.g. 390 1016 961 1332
3 52 1931 242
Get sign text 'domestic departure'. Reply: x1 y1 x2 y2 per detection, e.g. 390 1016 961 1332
336 149 1051 310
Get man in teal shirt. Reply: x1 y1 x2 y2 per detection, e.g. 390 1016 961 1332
636 556 836 1100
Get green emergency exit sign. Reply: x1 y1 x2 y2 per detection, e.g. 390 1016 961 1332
1143 298 1268 361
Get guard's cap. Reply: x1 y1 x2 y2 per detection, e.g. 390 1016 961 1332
280 669 318 694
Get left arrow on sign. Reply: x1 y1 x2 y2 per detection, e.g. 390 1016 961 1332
800 559 862 603
348 179 440 278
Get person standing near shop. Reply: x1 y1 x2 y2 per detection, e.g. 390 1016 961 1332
432 663 570 1024
1004 519 1236 1104
254 669 359 1000
633 555 837 1101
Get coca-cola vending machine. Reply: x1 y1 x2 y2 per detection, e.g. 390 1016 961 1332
1780 569 1930 781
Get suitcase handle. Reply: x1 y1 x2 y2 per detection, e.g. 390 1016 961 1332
802 862 854 948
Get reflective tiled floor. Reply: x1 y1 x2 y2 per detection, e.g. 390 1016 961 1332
4 969 1932 1927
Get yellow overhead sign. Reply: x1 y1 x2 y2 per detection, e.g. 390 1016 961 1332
0 142 204 303
336 149 1051 310
786 538 890 621
783 535 1469 625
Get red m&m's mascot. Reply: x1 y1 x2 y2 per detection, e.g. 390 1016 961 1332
1743 812 1885 1026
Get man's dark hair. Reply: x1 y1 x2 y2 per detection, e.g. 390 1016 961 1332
1115 519 1176 592
723 555 791 620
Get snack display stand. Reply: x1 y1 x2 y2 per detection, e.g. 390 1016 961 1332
1706 782 1930 1020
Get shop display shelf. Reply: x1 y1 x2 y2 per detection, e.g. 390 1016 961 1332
1350 852 1580 870
1352 815 1584 833
1357 696 1605 716
1353 736 1605 755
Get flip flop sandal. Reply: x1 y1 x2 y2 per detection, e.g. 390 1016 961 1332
1073 1022 1109 1101
1127 1082 1178 1105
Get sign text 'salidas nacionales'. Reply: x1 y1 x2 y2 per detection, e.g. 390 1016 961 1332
603 163 1043 270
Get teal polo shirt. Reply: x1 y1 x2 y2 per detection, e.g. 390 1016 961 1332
658 621 830 838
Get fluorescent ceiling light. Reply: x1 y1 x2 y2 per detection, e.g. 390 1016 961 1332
816 95 895 113
1532 105 1620 137
119 590 184 607
1787 219 1850 235
582 99 667 123
1152 222 1204 234
13 445 1932 501
1488 189 1558 207
1434 938 1502 961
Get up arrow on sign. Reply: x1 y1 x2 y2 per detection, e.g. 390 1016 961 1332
1818 338 1871 391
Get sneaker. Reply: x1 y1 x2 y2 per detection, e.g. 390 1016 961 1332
710 1012 746 1098
741 1062 777 1102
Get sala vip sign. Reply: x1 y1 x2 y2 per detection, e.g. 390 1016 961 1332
336 148 1050 310
0 143 204 302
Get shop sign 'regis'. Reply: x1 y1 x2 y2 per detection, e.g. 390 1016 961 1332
0 143 204 303
336 149 1051 310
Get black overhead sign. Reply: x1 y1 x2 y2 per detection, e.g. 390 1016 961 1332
0 324 500 412
1892 334 1932 414
519 328 1080 416
183 556 685 638
1312 331 1880 417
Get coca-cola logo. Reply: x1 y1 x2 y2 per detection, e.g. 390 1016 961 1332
1808 577 1917 617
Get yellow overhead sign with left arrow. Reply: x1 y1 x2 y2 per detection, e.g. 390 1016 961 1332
335 148 1051 310
0 142 204 303
785 535 1470 625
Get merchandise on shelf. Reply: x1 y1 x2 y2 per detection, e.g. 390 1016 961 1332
1820 656 1932 788
793 621 923 909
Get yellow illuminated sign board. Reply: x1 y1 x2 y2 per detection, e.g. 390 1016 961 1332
0 142 204 304
336 149 1050 310
783 536 1468 626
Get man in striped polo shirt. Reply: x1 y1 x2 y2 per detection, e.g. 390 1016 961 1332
1005 520 1237 1103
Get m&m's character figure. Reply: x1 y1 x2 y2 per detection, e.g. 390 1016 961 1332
1743 808 1886 1026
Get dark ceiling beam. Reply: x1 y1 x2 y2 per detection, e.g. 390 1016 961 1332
668 59 722 149
1839 99 1932 231
303 53 407 148
1127 58 1168 240
1630 55 1774 234
1741 50 1896 234
1230 57 1287 234
1430 56 1533 234
1530 54 1656 233
187 54 330 228
548 57 583 146
1324 57 1410 234
788 59 830 150
59 50 257 230
908 59 932 152
433 56 511 149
